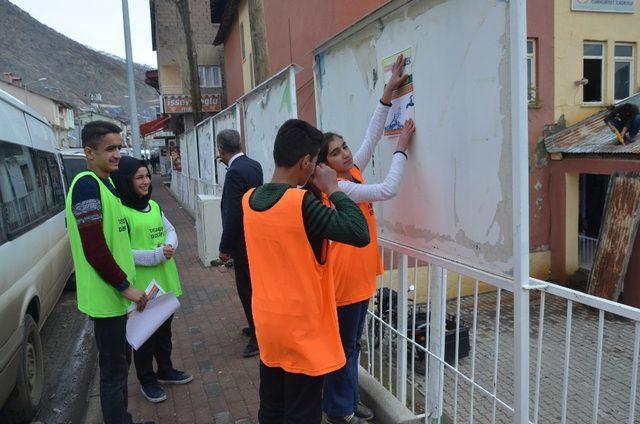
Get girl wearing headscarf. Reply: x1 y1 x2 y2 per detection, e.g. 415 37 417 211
111 156 192 404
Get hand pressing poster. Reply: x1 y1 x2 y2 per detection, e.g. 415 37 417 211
383 48 415 137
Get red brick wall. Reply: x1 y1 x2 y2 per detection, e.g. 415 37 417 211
262 0 387 124
222 17 244 107
528 0 555 252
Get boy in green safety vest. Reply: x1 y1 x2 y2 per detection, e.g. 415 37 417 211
111 156 192 404
65 121 152 424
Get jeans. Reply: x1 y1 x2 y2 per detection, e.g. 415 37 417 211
322 299 370 416
258 361 324 424
93 315 132 424
133 314 174 386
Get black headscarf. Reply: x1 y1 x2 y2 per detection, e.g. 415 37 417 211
111 156 153 211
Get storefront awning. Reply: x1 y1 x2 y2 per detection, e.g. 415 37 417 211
140 115 170 137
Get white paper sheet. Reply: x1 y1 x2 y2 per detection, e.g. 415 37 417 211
126 292 180 350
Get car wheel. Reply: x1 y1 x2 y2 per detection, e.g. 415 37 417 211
0 314 44 423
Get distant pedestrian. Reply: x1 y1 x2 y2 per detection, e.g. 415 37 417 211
242 119 369 424
151 154 159 174
216 129 263 358
112 156 193 404
605 103 640 144
65 121 152 424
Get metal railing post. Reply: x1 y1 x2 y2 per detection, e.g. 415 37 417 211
427 265 447 423
396 254 409 405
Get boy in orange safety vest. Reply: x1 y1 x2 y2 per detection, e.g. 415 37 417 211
242 119 370 423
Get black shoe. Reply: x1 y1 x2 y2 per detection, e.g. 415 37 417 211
325 413 366 423
243 337 259 358
241 327 251 337
140 383 166 403
157 369 193 385
354 402 374 420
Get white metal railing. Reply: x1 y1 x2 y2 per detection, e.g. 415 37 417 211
579 235 598 270
365 238 640 423
170 171 220 215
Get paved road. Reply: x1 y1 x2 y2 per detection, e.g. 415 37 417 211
32 286 96 424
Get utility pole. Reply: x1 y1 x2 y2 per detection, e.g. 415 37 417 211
122 0 142 158
174 0 202 124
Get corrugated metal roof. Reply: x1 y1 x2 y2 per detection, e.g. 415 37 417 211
544 93 640 155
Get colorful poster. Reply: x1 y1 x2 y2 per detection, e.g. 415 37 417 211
382 48 415 137
169 144 181 172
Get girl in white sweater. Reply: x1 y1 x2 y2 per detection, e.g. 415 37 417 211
319 54 416 424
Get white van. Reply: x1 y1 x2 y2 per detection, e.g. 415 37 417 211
0 89 73 422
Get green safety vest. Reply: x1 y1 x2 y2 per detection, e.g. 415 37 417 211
65 171 136 318
123 200 182 296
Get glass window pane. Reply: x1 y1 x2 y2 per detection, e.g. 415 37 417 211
25 115 56 152
62 156 87 189
47 156 64 211
527 58 533 100
584 43 603 57
37 155 53 209
615 61 631 100
527 40 534 54
583 58 603 102
615 45 633 58
0 142 45 236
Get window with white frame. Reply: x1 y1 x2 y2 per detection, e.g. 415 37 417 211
198 66 222 88
583 42 605 103
614 43 634 101
527 39 537 103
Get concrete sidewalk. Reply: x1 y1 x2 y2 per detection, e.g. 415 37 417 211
128 178 260 424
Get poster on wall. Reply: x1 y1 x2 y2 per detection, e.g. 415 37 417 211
212 103 242 187
382 48 415 137
169 145 181 172
197 119 215 184
242 66 299 181
186 129 199 179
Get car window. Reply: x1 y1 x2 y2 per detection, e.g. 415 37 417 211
62 156 87 189
0 140 46 237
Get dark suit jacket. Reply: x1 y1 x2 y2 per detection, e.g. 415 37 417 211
219 154 263 258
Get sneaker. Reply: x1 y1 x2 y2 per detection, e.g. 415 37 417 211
242 337 259 358
157 369 193 385
325 413 366 424
241 327 251 337
140 383 166 403
354 402 374 420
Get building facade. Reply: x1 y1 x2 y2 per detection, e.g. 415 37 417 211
0 78 76 147
150 0 225 132
554 0 640 125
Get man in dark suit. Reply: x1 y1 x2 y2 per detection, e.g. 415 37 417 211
217 129 263 358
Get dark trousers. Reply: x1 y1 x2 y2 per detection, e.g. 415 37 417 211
133 314 174 386
258 362 324 424
322 299 370 416
233 253 255 335
93 315 132 424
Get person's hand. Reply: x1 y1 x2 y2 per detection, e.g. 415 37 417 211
162 244 174 259
122 287 148 312
382 54 410 104
396 119 416 152
219 252 231 263
311 164 339 197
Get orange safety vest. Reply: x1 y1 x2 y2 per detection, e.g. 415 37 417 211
324 167 383 306
242 187 345 376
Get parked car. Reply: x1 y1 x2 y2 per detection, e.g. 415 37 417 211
58 147 87 189
0 89 73 423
